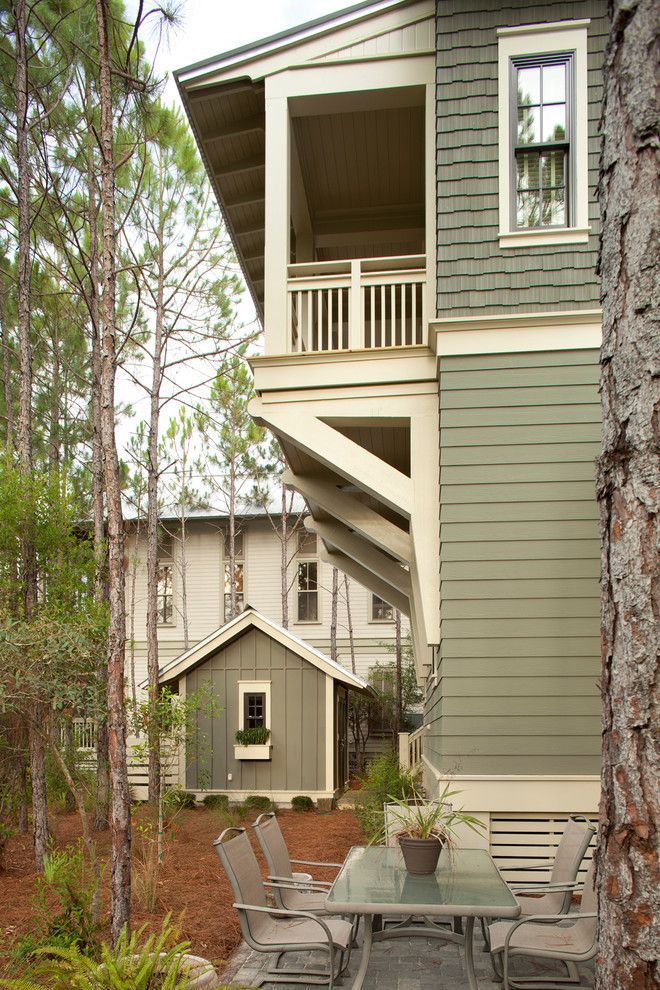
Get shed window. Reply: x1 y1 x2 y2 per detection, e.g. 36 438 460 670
513 55 572 229
297 560 318 621
244 692 266 729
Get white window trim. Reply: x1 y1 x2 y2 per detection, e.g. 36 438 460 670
296 558 320 624
238 680 271 732
497 20 590 248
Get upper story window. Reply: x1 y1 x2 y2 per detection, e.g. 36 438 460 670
513 56 571 229
498 20 590 249
297 560 318 622
224 529 244 621
371 594 394 622
297 529 317 556
157 561 174 625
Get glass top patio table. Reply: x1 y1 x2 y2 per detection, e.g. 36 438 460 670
325 845 520 919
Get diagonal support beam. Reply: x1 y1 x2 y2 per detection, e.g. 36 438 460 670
307 518 411 597
250 402 413 518
318 545 410 617
282 469 411 563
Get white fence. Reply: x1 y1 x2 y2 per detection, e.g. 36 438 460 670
398 725 424 772
288 255 426 353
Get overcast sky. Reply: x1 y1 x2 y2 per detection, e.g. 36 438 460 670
132 0 352 107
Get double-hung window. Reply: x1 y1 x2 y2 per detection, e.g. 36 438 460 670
223 530 244 621
513 55 571 229
157 561 174 625
498 20 590 247
297 560 318 621
371 594 394 622
244 691 266 729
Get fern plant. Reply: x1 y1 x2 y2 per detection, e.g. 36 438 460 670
0 919 200 989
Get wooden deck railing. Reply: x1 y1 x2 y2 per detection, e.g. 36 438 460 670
287 255 426 353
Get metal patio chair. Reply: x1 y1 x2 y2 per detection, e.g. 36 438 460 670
482 816 596 947
487 859 598 989
214 826 353 988
252 811 344 913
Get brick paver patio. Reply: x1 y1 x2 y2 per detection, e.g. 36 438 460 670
221 923 596 989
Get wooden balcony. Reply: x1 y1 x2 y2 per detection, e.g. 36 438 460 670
287 255 426 353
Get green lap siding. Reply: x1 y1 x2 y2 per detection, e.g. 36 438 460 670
436 0 608 316
185 628 326 792
425 350 601 776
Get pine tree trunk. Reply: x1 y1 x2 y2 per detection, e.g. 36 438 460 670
0 271 13 448
394 610 402 742
596 3 659 986
88 75 110 835
29 712 49 869
330 567 338 662
95 0 131 942
145 207 164 806
228 459 237 619
344 575 356 675
280 483 289 628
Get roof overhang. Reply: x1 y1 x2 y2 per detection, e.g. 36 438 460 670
174 0 433 318
152 605 375 697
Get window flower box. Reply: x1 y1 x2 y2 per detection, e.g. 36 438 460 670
234 743 272 761
234 726 271 760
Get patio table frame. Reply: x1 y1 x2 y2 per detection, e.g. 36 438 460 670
325 845 521 990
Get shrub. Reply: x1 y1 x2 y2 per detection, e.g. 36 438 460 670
235 726 271 746
291 795 314 813
202 793 229 811
0 822 14 870
0 918 202 989
353 754 418 844
162 787 197 811
13 845 100 961
242 795 275 814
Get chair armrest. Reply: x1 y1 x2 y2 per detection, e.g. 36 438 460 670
512 881 580 894
504 862 554 872
502 913 598 952
268 875 333 888
233 902 337 945
291 858 344 869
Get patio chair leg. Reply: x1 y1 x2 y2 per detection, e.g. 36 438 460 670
480 916 490 950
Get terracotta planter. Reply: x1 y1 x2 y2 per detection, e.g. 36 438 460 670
398 835 444 875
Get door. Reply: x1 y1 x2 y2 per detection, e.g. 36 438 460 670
335 687 348 790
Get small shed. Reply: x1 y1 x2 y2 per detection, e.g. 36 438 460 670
157 606 373 803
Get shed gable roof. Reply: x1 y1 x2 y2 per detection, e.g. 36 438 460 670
156 606 373 695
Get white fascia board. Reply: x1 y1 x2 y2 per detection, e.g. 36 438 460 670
177 1 432 88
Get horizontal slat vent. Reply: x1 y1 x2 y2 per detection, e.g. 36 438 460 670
491 812 596 884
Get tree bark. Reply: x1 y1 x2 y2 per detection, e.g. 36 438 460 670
145 177 164 805
330 566 338 662
280 482 289 628
95 0 131 942
394 609 402 741
344 575 356 675
596 2 659 987
29 711 49 869
0 271 13 449
87 75 110 835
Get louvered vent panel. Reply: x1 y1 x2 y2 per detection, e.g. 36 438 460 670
490 813 597 885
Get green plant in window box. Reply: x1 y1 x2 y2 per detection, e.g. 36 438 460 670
235 726 271 746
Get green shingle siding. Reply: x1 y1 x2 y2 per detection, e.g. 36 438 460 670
435 0 608 316
425 349 601 776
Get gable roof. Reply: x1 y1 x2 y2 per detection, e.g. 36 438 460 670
155 605 374 696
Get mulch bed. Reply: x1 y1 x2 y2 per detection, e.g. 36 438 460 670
0 806 363 977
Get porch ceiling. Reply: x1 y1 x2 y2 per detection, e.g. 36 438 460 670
292 103 425 261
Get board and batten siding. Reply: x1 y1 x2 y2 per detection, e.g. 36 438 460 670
435 0 607 316
184 628 326 793
425 349 601 775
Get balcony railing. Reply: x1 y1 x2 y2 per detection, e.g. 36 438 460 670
287 255 426 353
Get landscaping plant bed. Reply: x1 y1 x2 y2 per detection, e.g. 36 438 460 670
0 806 363 978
